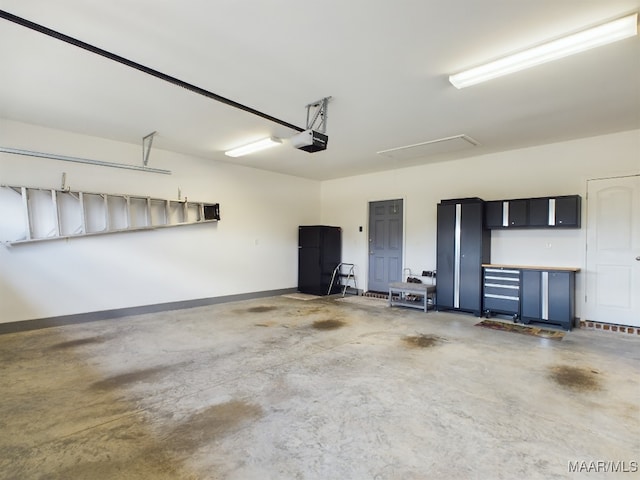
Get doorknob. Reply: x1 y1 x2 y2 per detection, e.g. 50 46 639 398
636 256 640 261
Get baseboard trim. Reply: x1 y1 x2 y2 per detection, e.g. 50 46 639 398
364 291 389 299
0 288 298 335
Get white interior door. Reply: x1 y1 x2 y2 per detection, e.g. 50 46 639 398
585 175 640 327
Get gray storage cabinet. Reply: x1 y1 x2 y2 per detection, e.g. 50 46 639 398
482 267 520 319
298 226 341 296
436 198 491 316
520 269 576 330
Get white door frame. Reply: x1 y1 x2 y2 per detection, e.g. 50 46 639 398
584 174 640 326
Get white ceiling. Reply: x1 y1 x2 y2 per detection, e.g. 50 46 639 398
1 1 639 180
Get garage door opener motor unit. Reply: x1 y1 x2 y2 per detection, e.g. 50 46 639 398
291 97 331 153
291 129 328 152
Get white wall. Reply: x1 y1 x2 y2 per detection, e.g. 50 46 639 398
0 119 321 323
3 121 638 325
320 129 640 319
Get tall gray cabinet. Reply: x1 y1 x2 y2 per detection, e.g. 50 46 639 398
436 198 491 316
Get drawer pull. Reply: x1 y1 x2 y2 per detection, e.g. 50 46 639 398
485 293 519 301
484 283 519 289
485 268 520 274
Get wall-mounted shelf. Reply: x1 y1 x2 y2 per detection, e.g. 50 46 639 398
1 185 220 246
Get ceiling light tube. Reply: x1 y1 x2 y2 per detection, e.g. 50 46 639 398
224 137 282 157
449 13 638 89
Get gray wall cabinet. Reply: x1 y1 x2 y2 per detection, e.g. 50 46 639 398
485 195 581 229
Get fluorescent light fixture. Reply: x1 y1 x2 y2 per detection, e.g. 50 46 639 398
224 137 282 157
449 13 638 89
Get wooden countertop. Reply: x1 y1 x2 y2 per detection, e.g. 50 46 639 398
482 264 581 272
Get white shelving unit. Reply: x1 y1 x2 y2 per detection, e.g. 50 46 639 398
0 184 220 246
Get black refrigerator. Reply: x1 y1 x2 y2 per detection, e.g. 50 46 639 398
436 198 490 316
298 226 341 296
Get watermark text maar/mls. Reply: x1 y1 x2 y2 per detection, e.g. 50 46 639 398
568 460 638 473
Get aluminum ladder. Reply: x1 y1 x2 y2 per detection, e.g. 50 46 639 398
328 263 357 297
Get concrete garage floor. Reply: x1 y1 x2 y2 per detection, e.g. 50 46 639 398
1 294 639 480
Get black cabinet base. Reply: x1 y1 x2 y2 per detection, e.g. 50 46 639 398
436 306 483 317
484 309 519 322
521 317 572 331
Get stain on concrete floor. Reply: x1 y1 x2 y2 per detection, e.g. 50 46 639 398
90 365 181 391
51 453 189 480
548 365 602 392
295 305 332 317
168 400 263 453
49 335 113 350
403 334 442 348
246 306 278 313
312 319 346 330
49 431 196 480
